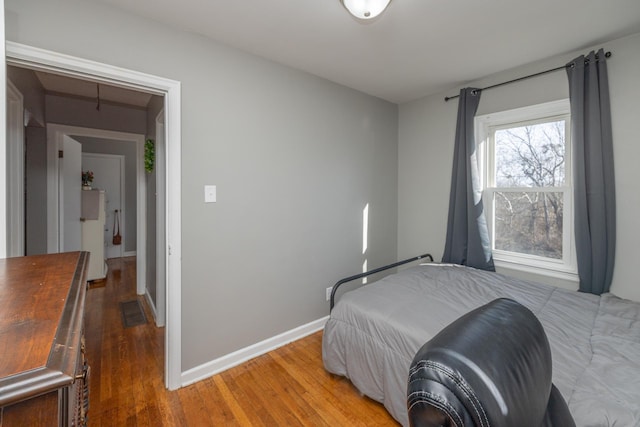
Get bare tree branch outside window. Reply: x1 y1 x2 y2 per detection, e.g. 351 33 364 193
492 121 565 259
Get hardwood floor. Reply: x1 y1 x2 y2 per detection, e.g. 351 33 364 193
85 257 399 426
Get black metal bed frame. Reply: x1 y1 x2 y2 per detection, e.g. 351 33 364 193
329 253 433 311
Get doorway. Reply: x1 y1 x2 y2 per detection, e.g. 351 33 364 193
82 152 125 259
5 42 183 390
46 124 147 293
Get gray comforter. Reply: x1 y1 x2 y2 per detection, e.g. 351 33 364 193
322 264 640 426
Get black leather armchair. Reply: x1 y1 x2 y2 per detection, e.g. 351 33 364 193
407 298 575 427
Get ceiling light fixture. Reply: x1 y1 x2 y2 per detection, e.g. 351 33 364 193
340 0 392 20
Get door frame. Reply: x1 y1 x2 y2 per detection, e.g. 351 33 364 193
155 109 166 327
6 41 183 390
82 152 126 259
6 79 24 257
0 0 6 259
48 125 144 290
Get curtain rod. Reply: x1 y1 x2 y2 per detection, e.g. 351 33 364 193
444 51 612 102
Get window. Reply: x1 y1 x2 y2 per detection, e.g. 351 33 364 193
476 100 577 279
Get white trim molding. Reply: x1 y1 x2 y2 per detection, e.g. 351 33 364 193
6 41 183 391
154 109 167 328
181 316 330 387
145 291 159 326
475 99 576 280
0 0 6 258
6 80 24 257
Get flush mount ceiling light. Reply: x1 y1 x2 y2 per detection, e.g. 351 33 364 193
340 0 392 20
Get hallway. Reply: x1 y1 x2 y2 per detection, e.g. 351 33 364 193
85 257 171 425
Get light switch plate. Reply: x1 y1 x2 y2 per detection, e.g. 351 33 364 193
204 185 216 203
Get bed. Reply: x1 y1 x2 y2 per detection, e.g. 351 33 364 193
322 261 640 426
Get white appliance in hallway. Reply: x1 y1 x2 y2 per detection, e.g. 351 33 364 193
81 189 107 280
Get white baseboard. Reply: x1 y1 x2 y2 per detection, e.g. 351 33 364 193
181 315 329 387
123 250 136 257
144 291 159 325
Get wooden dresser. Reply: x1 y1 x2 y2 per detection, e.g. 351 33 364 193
0 252 90 427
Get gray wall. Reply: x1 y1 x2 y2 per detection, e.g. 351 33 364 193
6 0 400 371
398 32 640 302
76 136 138 254
25 126 47 255
7 65 45 126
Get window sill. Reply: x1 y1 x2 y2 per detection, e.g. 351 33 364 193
494 258 579 283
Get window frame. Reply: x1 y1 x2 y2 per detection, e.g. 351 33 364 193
475 99 578 281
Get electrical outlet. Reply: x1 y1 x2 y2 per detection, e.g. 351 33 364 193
204 185 216 203
326 287 333 301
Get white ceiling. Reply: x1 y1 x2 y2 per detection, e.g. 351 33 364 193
92 0 640 104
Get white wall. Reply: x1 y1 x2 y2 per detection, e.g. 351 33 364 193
398 32 640 302
5 0 399 371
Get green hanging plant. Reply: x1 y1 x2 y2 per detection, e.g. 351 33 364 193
144 139 155 173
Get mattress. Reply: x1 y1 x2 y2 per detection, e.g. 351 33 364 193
322 264 640 426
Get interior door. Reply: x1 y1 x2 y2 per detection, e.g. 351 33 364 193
82 153 124 259
60 135 82 252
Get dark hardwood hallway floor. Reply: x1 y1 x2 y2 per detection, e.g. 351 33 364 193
85 257 398 426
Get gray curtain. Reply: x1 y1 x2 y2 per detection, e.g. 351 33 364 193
567 49 616 295
442 88 495 271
